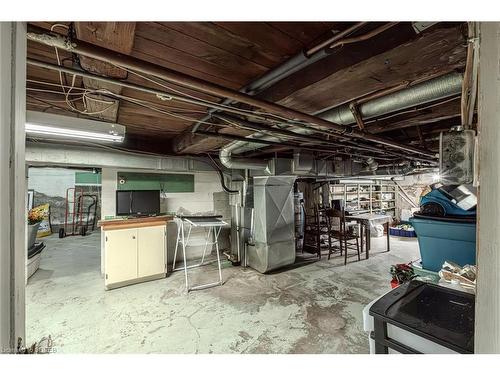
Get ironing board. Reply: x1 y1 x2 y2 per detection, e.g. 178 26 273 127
172 215 227 292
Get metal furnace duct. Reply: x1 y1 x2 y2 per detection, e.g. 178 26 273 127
247 176 296 273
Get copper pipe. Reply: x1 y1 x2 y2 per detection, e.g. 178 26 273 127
305 22 368 56
328 22 399 50
26 25 434 158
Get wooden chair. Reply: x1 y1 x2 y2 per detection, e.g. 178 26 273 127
325 208 361 265
303 205 331 259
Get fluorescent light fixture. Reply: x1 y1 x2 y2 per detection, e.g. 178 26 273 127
25 111 125 143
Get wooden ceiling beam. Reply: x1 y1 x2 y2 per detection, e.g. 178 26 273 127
365 98 461 134
74 22 137 122
272 24 466 114
173 23 465 155
27 25 434 158
255 22 419 104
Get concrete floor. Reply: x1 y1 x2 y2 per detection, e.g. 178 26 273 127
26 232 420 353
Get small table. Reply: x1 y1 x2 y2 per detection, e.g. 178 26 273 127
173 215 227 292
344 213 392 259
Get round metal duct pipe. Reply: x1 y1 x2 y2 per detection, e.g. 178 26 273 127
319 72 463 125
219 141 271 173
219 73 462 170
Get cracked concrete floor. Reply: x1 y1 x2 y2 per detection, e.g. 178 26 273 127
26 232 420 353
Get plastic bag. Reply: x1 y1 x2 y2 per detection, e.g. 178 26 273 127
371 224 384 237
439 260 476 290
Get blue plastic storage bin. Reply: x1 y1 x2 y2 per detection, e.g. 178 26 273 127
409 216 476 272
389 227 417 237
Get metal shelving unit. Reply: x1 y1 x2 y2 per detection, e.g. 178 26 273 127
330 182 397 216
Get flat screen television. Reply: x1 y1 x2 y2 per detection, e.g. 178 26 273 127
116 190 160 216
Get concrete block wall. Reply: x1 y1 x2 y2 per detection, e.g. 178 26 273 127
394 173 434 221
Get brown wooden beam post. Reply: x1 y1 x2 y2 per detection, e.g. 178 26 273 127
349 102 365 130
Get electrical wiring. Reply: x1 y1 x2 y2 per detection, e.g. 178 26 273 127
27 94 84 113
26 91 84 104
217 116 298 142
41 82 219 125
111 94 222 126
27 83 216 121
26 87 86 96
48 23 119 117
42 26 408 154
27 79 88 91
123 66 282 121
206 153 239 194
120 65 313 126
27 82 207 113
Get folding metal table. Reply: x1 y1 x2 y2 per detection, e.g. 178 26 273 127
172 215 227 292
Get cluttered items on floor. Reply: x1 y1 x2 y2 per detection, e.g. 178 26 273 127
389 223 416 237
27 205 47 279
410 183 477 272
392 260 476 294
389 263 415 289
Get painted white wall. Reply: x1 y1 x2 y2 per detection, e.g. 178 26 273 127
28 168 76 198
475 22 500 353
101 168 222 216
101 167 118 218
0 22 26 352
394 173 435 221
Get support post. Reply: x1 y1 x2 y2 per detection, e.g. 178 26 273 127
475 22 500 353
0 22 27 352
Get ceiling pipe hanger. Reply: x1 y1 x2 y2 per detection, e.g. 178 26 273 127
26 25 434 159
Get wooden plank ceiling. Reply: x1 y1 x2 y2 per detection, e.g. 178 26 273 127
26 22 468 157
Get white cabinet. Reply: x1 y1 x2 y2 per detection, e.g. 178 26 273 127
137 226 166 278
105 228 138 285
104 224 166 289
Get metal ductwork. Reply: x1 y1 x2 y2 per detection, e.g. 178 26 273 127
359 162 416 176
219 141 271 173
364 157 379 172
319 72 463 125
219 73 462 167
247 176 296 273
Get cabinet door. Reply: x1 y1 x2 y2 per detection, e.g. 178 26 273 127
104 228 138 285
137 225 166 278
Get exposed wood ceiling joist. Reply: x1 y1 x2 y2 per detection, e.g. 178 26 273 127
75 22 137 122
365 97 461 134
27 24 435 159
275 24 466 114
173 23 466 155
25 22 469 158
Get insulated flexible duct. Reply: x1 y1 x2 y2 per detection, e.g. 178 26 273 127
318 72 463 125
219 73 462 170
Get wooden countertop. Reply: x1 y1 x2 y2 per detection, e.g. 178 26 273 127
98 215 174 231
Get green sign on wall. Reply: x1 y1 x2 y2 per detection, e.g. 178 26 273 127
117 172 194 193
75 171 102 185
